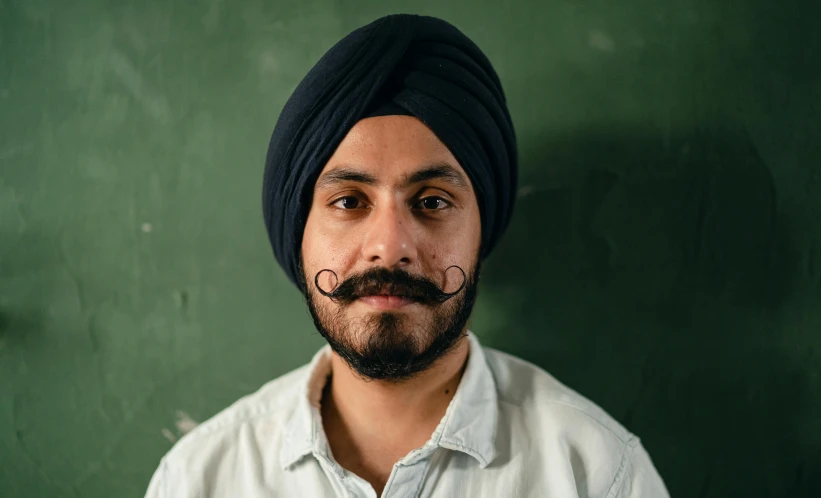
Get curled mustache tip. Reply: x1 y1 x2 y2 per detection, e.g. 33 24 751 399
314 266 467 304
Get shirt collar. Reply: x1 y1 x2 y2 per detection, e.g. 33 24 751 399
279 331 498 470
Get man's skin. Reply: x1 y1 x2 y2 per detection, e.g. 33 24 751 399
300 115 483 494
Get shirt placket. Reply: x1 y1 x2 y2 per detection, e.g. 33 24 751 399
380 458 432 498
314 446 436 498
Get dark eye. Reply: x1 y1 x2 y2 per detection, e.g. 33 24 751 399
417 196 451 210
332 196 362 209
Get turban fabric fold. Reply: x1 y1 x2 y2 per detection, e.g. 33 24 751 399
263 14 517 290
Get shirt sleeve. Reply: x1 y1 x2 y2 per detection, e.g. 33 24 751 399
614 440 671 498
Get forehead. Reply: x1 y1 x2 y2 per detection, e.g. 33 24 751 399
317 115 471 186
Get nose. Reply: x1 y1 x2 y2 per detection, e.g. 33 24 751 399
361 200 417 269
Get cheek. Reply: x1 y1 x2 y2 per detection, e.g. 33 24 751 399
302 216 357 273
446 204 481 253
422 222 480 267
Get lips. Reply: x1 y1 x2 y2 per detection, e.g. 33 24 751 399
358 294 415 310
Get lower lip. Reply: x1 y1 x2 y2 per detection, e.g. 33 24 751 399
358 295 415 310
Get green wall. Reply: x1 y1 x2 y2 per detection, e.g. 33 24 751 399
1 0 819 496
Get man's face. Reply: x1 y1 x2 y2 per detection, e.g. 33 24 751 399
300 115 483 382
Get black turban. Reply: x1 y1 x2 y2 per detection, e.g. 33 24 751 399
262 14 517 290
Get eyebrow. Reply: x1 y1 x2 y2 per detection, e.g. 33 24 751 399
315 163 471 192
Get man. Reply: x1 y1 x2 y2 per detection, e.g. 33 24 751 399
146 14 669 498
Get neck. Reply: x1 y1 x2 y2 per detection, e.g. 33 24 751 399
320 333 470 490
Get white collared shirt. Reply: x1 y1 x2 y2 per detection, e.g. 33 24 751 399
145 332 670 497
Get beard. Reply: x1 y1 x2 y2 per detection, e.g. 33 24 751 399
298 256 481 382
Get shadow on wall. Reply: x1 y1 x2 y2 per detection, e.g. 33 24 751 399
479 126 821 498
0 293 44 354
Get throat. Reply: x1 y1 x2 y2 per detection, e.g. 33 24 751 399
319 371 463 494
317 335 470 492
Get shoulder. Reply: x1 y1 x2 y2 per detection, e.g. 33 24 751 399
482 345 632 443
149 363 311 487
482 346 670 496
484 347 634 443
483 345 637 485
176 362 309 449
